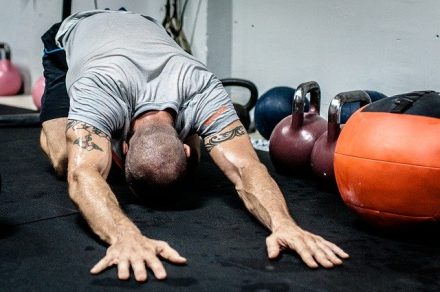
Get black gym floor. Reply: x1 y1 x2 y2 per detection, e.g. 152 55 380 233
0 105 439 291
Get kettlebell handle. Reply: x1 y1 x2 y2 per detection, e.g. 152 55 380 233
220 78 259 111
329 91 371 124
327 90 371 141
0 43 11 60
291 81 321 129
293 81 321 114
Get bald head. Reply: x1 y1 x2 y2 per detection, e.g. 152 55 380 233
125 123 188 196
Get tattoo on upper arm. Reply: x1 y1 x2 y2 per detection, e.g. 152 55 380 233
205 125 246 152
66 120 110 152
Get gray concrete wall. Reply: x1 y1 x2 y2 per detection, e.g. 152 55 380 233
231 0 440 114
1 0 439 115
206 0 232 78
0 0 62 93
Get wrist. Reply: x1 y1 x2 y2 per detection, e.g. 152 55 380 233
270 216 297 232
109 222 142 245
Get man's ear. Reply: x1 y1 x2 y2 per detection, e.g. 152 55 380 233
183 144 191 159
123 141 129 155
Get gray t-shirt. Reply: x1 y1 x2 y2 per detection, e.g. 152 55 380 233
56 10 238 144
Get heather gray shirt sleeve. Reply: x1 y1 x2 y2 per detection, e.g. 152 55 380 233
68 75 130 138
175 73 239 140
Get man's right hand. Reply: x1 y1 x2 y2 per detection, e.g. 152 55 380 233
65 121 186 282
90 233 187 282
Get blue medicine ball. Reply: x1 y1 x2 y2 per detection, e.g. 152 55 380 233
340 90 387 124
255 86 310 140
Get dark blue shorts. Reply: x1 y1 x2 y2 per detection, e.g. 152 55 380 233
39 22 69 123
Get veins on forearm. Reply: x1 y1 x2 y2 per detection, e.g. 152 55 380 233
240 164 293 231
205 125 246 152
66 120 110 152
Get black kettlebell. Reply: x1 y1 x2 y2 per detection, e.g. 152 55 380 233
221 78 258 131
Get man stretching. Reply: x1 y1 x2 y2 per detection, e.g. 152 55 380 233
39 10 349 282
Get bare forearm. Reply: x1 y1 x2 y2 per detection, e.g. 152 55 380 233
206 123 349 268
237 162 295 231
68 169 141 244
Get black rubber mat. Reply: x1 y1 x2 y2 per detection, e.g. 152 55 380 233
0 104 40 127
0 125 439 291
0 104 37 115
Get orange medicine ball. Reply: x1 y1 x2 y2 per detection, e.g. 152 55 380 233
334 91 440 227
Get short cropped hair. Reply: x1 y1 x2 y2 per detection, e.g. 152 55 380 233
125 123 188 196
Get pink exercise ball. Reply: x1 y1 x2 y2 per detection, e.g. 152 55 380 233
32 76 45 110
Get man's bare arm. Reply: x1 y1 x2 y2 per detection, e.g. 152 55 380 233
66 120 186 282
205 120 349 268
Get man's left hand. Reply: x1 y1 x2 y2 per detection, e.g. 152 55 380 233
266 224 349 268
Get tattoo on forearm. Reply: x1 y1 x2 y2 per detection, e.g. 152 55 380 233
205 125 246 152
66 120 110 152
